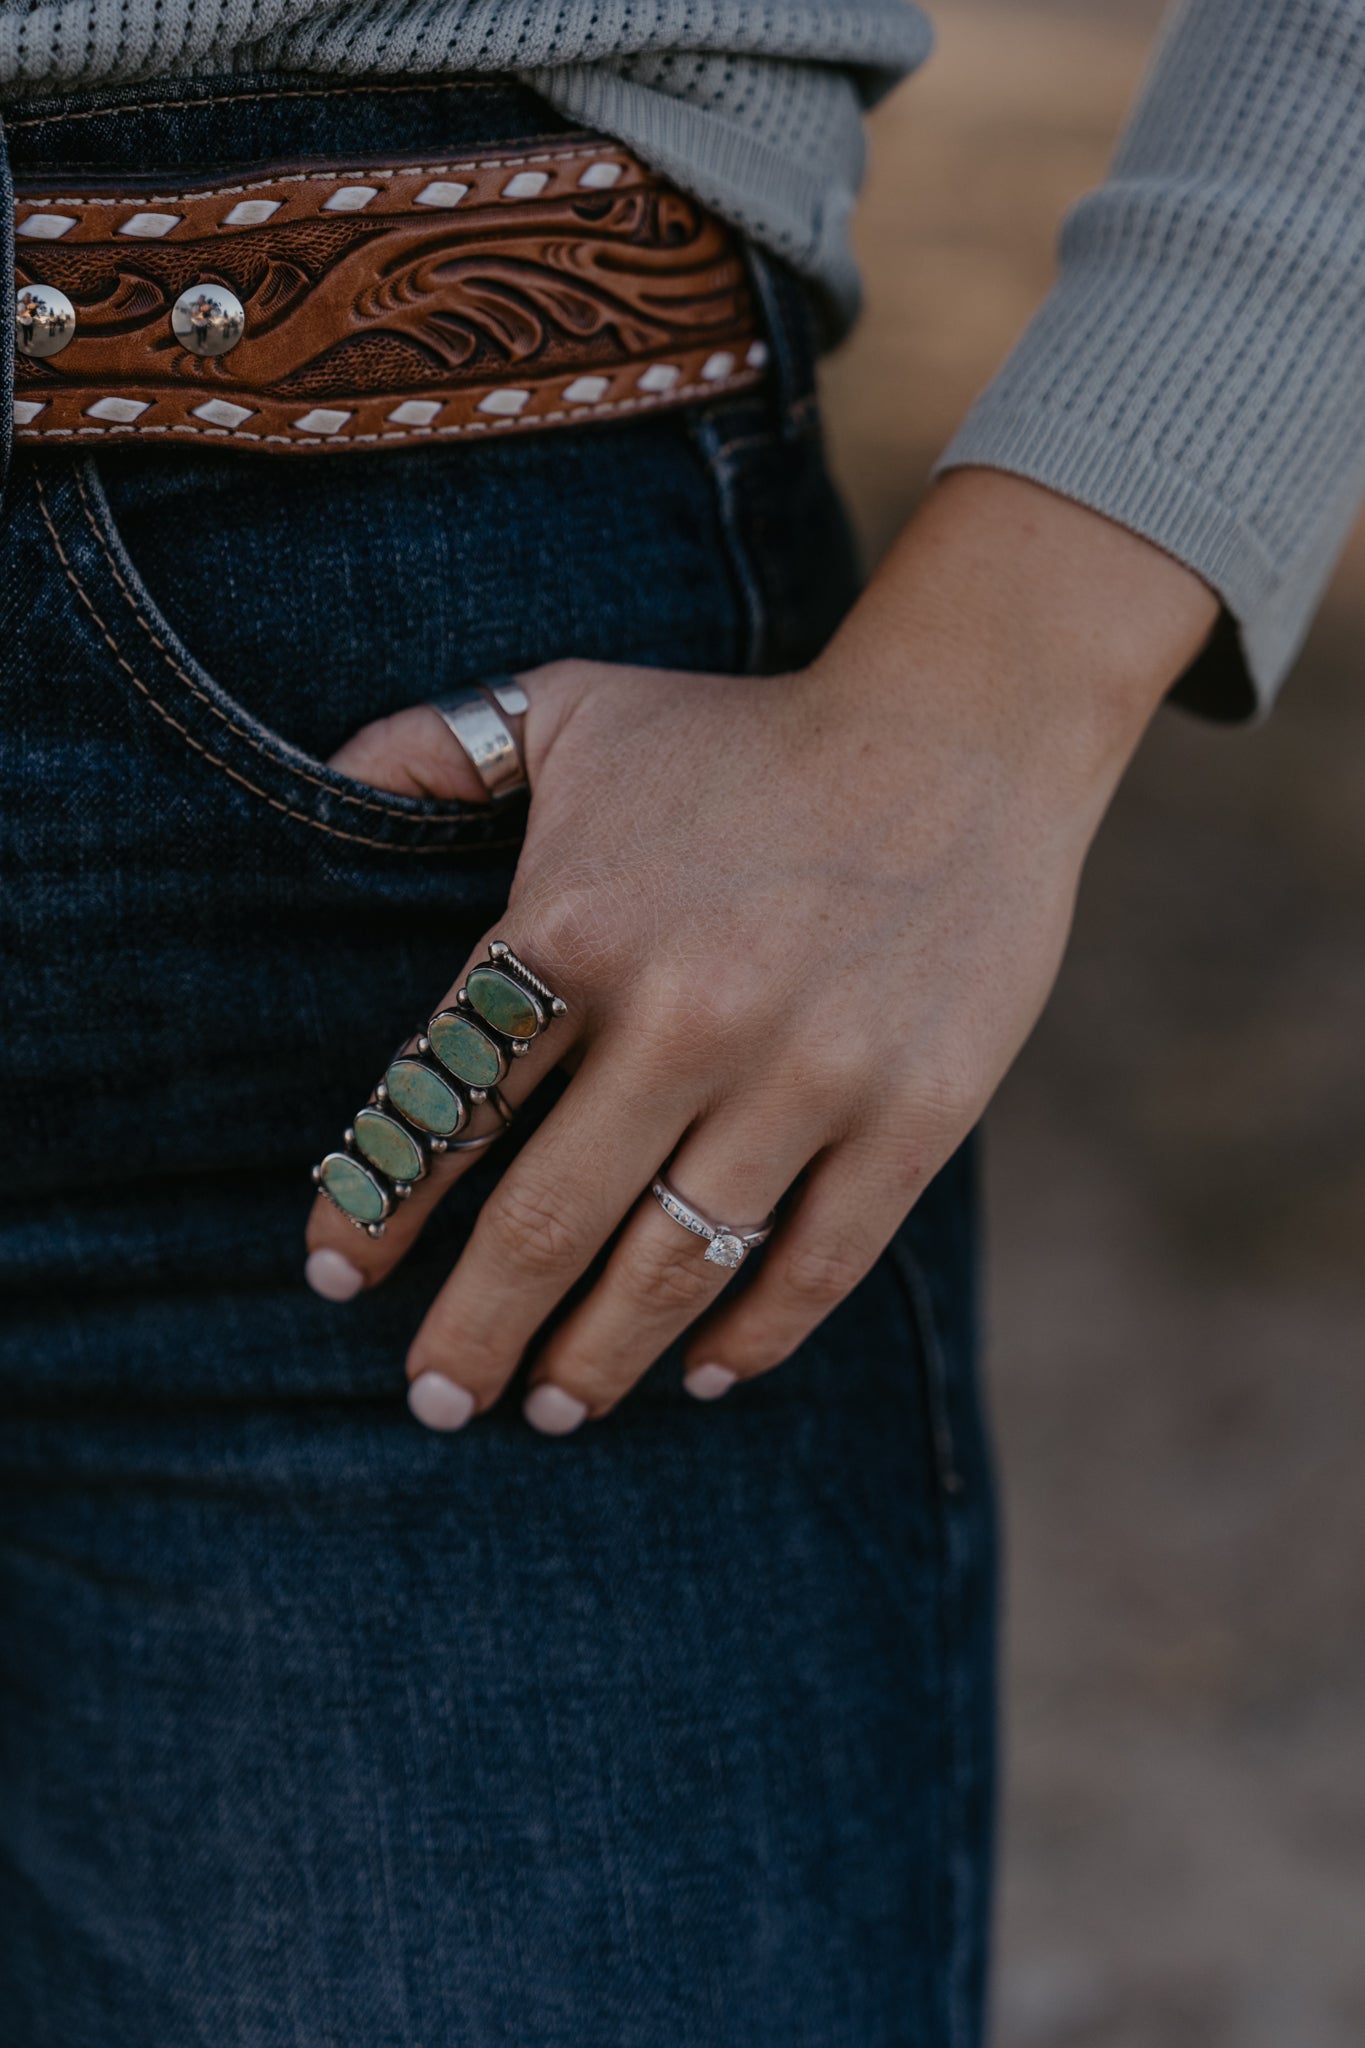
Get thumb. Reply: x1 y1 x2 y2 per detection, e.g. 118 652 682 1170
325 661 596 802
326 674 539 803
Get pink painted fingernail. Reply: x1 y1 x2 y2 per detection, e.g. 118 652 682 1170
684 1363 737 1402
523 1384 589 1436
407 1372 476 1432
305 1248 365 1302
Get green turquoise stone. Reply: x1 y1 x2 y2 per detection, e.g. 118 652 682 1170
385 1058 466 1137
429 1010 505 1088
354 1108 423 1184
466 965 543 1041
319 1151 388 1225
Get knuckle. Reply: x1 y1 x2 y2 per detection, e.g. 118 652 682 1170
635 957 769 1077
883 1149 935 1211
676 958 767 1045
791 1029 869 1103
635 961 697 1043
533 655 595 695
909 1057 981 1137
482 1175 581 1282
775 1232 873 1310
523 882 629 992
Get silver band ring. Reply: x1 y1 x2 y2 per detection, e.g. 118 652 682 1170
430 684 527 800
441 1085 516 1152
445 1121 511 1154
650 1175 776 1271
485 677 529 719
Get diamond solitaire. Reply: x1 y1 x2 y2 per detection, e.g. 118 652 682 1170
704 1232 749 1270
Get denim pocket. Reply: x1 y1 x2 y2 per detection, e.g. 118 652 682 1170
32 458 511 856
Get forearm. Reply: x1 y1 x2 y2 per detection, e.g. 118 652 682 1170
936 0 1365 716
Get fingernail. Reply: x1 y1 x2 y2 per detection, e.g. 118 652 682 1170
407 1372 476 1433
305 1248 365 1302
684 1362 737 1402
523 1384 589 1436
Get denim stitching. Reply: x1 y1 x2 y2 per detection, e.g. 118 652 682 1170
890 1234 975 2046
71 464 462 821
3 81 505 130
32 468 513 854
942 1468 975 2048
690 412 767 672
707 430 772 461
888 1237 963 1494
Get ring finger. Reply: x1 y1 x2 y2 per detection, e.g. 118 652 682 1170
518 1101 822 1431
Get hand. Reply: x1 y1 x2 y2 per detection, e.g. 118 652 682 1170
305 472 1218 1433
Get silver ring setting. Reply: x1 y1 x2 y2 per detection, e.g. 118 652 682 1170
430 679 527 800
650 1175 776 1271
312 941 565 1234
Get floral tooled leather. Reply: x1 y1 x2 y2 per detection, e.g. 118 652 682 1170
12 138 767 451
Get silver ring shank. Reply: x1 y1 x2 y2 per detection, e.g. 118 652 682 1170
430 687 527 799
650 1175 776 1269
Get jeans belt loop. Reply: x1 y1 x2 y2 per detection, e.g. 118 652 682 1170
744 247 820 443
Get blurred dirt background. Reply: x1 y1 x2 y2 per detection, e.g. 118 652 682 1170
818 3 1365 2042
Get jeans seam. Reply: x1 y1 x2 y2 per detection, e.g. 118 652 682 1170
785 391 820 434
32 467 515 854
888 1236 963 1496
743 247 820 439
940 1475 976 2048
889 1232 975 2044
689 412 767 672
706 430 776 463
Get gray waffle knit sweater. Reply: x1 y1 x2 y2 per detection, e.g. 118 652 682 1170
5 1 1365 712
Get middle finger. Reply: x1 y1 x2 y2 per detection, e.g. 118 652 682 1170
404 1036 697 1422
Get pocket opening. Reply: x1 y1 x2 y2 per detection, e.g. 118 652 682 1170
31 458 518 855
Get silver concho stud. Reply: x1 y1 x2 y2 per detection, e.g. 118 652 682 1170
15 283 77 359
171 282 246 357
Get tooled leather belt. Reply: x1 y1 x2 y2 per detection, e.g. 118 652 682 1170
10 134 769 454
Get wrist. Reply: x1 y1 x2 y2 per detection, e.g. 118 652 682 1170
809 469 1220 811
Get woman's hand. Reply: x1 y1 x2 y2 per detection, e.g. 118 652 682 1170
305 471 1218 1433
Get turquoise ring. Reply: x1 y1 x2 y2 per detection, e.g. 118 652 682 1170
312 942 566 1235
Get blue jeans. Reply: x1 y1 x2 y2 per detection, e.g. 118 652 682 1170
0 76 997 2048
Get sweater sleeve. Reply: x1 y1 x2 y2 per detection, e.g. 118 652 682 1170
933 0 1365 718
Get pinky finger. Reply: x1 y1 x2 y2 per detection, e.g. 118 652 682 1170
679 1134 942 1398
